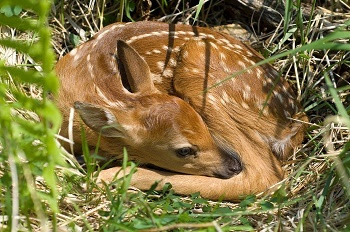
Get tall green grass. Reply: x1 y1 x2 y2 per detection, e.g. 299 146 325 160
0 0 64 230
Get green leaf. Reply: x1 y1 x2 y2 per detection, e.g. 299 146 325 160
13 5 22 15
162 182 173 193
259 200 274 210
192 198 208 204
239 195 256 207
190 192 200 198
0 14 39 31
0 5 13 17
0 0 40 14
0 5 22 16
214 207 233 214
69 33 80 47
271 186 288 203
202 206 212 213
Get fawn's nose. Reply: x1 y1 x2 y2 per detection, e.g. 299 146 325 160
214 146 243 179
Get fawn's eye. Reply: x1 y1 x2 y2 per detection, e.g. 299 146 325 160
176 147 196 157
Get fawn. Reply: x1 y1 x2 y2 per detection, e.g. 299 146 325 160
56 21 307 201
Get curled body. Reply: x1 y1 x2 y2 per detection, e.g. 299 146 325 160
56 21 307 201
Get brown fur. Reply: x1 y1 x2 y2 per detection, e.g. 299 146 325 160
56 21 308 201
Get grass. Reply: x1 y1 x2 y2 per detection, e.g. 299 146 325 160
0 0 349 231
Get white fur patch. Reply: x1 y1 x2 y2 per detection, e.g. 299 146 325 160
169 58 177 67
162 68 173 78
238 61 246 69
157 61 165 71
241 102 249 109
150 73 163 83
70 48 78 56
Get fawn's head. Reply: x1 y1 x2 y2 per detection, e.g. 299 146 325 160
74 40 242 178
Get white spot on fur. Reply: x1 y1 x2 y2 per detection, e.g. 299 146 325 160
207 34 215 39
242 91 250 100
227 43 235 49
263 108 269 116
243 56 255 65
275 93 284 103
222 92 230 103
110 24 125 30
86 54 95 78
92 41 98 49
157 61 165 71
192 68 200 74
153 49 161 54
220 61 231 73
183 51 189 58
197 41 205 46
150 73 163 83
256 69 263 79
241 102 249 109
70 48 78 56
169 58 177 67
243 86 251 100
162 68 173 77
256 101 264 111
210 42 219 50
233 44 243 50
246 51 253 56
219 52 226 60
282 85 288 93
220 98 227 105
126 31 168 44
73 48 82 62
96 29 110 41
219 38 230 45
151 31 162 36
208 94 217 104
238 61 246 69
173 46 181 53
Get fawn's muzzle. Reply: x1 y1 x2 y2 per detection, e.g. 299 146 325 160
214 146 243 179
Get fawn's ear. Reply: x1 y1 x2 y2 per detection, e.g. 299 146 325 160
117 40 158 94
74 101 125 138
